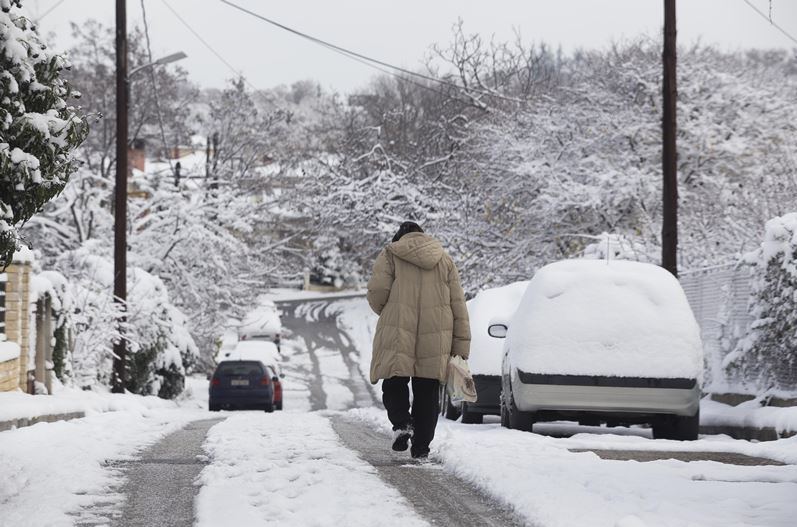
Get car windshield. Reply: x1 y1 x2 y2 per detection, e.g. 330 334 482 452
215 361 263 377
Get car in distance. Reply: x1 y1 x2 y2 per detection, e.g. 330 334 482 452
443 280 529 423
209 360 278 412
491 259 703 440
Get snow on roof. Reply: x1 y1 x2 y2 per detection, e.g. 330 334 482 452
507 259 703 380
220 340 281 370
467 280 530 376
11 246 34 264
0 341 21 363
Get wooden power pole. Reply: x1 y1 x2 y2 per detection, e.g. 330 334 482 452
662 0 678 277
112 0 128 393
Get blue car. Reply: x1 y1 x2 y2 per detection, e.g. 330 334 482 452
209 360 276 412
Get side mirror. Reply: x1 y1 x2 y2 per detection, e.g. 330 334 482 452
272 376 279 382
488 324 508 339
280 373 285 379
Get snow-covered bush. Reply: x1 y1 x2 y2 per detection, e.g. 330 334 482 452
581 233 658 263
56 244 198 397
725 213 797 392
309 235 362 288
0 0 87 266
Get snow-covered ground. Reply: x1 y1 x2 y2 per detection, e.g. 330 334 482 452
195 412 428 527
332 297 379 396
348 407 797 527
0 380 179 423
0 405 207 526
3 293 796 527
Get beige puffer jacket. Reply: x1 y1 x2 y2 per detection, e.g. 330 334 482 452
367 232 470 383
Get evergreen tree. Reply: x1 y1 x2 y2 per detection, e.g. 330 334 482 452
0 0 87 265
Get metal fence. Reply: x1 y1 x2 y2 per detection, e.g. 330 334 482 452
679 264 755 392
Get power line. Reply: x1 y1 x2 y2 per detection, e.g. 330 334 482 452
742 0 797 46
140 0 175 176
159 0 293 118
36 0 66 21
219 0 527 105
160 0 249 83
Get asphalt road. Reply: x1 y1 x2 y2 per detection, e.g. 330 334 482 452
332 415 528 527
111 418 222 527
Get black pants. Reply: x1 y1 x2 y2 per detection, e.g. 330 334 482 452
382 376 440 452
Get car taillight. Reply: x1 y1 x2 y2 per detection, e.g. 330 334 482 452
260 376 271 385
211 377 220 386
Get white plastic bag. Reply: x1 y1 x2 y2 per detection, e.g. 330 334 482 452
446 356 478 403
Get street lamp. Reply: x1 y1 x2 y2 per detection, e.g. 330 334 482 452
129 51 188 78
112 10 187 393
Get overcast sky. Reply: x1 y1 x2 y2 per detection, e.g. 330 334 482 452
31 0 797 94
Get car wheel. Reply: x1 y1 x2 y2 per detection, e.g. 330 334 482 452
209 403 219 412
264 404 275 413
653 410 699 440
505 388 534 432
276 401 283 411
461 403 483 424
500 394 510 428
443 393 462 421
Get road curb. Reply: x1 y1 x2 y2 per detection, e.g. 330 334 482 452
0 411 86 432
699 424 795 441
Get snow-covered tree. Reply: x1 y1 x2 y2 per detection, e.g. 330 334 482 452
0 0 87 266
725 213 797 392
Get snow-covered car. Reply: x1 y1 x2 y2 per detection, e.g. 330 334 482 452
238 300 283 351
490 260 703 440
443 280 529 423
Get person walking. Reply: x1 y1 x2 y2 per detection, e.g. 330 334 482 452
367 221 470 459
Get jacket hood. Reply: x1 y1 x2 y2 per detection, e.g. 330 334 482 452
388 232 444 270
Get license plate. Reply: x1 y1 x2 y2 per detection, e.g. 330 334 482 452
231 379 249 387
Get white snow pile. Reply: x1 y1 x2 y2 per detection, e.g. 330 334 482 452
237 299 282 339
195 413 427 527
507 259 703 380
466 280 530 375
0 340 20 363
0 379 178 423
701 397 797 436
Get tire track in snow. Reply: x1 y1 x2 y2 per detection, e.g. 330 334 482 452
277 297 378 411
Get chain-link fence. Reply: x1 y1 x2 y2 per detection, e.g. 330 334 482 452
680 264 754 393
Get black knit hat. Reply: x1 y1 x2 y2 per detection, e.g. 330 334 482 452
392 221 424 243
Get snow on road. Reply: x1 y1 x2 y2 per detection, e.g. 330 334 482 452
348 407 797 527
0 406 207 526
195 412 428 527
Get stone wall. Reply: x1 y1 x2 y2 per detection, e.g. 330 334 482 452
1 261 32 392
0 354 19 392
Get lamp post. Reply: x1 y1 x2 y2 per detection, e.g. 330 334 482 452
112 0 186 393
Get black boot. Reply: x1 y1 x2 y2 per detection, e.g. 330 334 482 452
392 425 413 452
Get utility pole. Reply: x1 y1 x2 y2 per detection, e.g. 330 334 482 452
662 0 678 277
112 0 128 393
